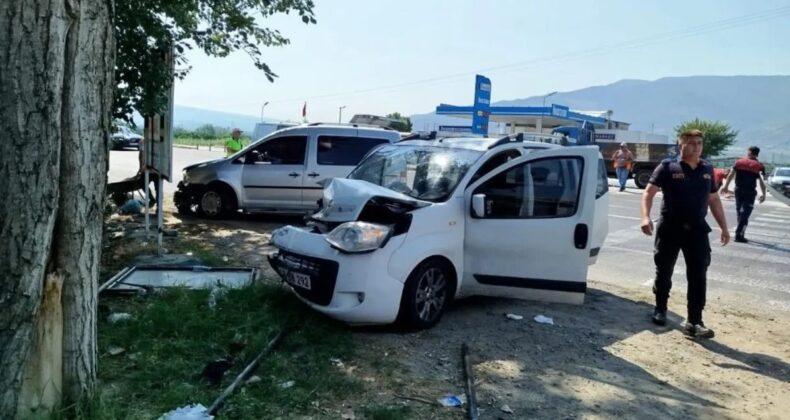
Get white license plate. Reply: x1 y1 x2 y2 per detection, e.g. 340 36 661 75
289 272 312 290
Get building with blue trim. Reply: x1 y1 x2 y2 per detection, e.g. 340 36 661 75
435 103 630 135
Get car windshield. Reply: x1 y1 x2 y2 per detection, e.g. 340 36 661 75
775 169 790 177
349 144 482 202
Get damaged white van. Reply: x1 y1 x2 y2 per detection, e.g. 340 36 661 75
269 134 609 329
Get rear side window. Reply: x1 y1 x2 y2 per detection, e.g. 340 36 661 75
596 158 609 198
317 136 389 166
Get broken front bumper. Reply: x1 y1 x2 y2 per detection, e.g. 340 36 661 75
174 181 202 209
268 225 407 325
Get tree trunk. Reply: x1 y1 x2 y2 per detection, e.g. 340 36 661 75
0 0 115 417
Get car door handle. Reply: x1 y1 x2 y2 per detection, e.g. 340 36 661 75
307 172 320 177
288 172 300 177
574 223 589 249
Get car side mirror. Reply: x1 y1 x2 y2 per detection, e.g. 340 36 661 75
472 193 486 217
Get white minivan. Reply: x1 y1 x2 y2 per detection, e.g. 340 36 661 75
269 134 609 329
174 124 401 217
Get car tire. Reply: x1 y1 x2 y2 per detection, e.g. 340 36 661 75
197 185 237 219
634 169 652 189
397 258 454 330
197 188 226 218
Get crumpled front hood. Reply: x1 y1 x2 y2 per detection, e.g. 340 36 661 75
183 158 225 172
311 178 429 223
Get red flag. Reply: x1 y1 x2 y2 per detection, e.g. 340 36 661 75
302 102 306 118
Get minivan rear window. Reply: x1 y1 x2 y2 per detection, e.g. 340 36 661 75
317 136 389 166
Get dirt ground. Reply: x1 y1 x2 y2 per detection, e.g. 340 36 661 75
106 207 790 419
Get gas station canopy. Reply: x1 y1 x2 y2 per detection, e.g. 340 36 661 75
435 103 628 133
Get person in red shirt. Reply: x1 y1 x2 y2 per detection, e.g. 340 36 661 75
713 167 727 191
722 146 766 243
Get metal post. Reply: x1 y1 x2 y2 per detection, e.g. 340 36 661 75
157 175 164 255
338 105 346 123
144 170 150 238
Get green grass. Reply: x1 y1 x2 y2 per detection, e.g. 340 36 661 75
92 284 357 419
362 405 414 420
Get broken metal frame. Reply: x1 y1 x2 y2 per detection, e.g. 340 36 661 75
461 343 479 420
207 329 288 416
98 265 258 294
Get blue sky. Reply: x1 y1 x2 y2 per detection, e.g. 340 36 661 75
174 0 790 123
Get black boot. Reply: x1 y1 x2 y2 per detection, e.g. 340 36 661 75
734 225 748 243
651 308 667 326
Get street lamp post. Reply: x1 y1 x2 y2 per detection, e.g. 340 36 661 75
539 91 558 133
338 105 346 123
260 101 269 121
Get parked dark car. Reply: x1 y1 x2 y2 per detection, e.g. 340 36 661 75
112 126 143 150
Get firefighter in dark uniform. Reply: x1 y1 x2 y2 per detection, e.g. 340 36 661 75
721 146 767 243
640 129 730 339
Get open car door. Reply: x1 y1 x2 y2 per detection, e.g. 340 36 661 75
463 146 599 304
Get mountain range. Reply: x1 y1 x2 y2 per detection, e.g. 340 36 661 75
170 75 790 158
411 75 790 157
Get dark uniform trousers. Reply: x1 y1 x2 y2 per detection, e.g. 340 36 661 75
734 190 756 237
653 219 711 324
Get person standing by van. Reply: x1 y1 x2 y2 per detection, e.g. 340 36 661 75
612 142 634 191
225 128 244 157
721 146 766 243
640 129 729 339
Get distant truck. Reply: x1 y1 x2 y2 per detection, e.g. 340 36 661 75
551 126 675 189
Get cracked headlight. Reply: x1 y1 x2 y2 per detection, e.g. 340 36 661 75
326 222 391 253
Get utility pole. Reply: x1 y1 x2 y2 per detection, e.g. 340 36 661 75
260 101 269 121
338 105 346 123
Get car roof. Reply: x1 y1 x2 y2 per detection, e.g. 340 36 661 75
281 123 398 132
396 136 561 152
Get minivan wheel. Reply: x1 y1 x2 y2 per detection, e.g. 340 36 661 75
198 189 225 218
398 259 453 330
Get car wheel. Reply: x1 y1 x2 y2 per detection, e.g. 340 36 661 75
398 259 453 330
197 188 226 218
634 169 652 189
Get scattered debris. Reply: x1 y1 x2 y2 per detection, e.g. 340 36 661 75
107 346 126 356
99 266 256 294
107 313 133 323
533 314 554 325
437 395 465 407
244 376 262 386
330 357 345 368
341 411 356 420
500 404 514 414
207 285 228 310
505 313 523 321
119 199 144 215
394 394 435 406
222 256 229 262
279 380 295 389
201 356 235 386
158 403 213 420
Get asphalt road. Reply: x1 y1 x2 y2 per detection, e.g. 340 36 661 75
109 148 790 310
591 179 790 311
